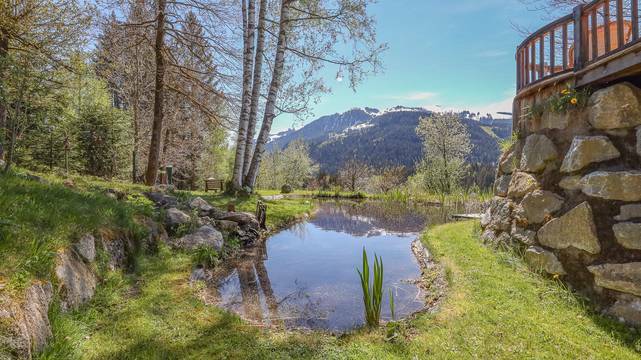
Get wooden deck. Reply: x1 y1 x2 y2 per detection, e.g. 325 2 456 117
516 0 641 99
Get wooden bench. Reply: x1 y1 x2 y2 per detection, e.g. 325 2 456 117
204 178 224 192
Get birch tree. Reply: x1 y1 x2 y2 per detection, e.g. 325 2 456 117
241 0 386 190
242 0 267 179
231 0 258 189
243 0 290 189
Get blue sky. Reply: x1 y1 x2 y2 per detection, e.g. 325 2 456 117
272 0 558 133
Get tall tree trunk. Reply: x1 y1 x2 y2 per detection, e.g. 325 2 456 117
231 0 257 190
244 0 290 189
242 0 267 179
144 0 167 185
0 28 9 161
132 43 141 183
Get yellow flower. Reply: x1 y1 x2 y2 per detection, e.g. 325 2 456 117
570 98 578 105
561 89 570 95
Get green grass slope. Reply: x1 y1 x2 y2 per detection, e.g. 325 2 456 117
38 220 641 359
0 172 153 291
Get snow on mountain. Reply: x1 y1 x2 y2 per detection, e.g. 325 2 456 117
266 105 512 175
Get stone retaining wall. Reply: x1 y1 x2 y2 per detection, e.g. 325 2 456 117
482 82 641 326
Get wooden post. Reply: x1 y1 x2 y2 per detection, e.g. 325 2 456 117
525 44 530 84
616 0 624 47
539 35 545 77
516 49 521 89
604 1 611 52
563 22 568 69
632 0 639 42
531 42 536 81
550 28 555 74
574 5 586 70
591 9 598 59
256 200 267 230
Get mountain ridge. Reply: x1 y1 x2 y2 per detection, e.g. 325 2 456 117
267 106 512 175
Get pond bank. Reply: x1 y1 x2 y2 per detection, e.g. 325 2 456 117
38 220 640 359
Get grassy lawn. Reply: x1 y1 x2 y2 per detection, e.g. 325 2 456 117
38 221 641 359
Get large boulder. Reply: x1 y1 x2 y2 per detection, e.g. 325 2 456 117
520 134 558 173
613 223 641 250
588 82 641 130
540 109 570 130
560 136 620 173
481 197 513 232
588 262 641 296
524 246 566 275
137 216 169 251
213 219 240 233
73 234 96 263
494 175 511 197
220 212 261 231
607 295 641 326
519 190 564 224
580 171 641 201
559 175 584 191
0 282 54 358
172 225 224 251
166 208 192 228
101 237 130 271
615 204 641 221
498 144 520 175
507 172 541 199
206 207 230 220
537 202 601 254
144 192 178 208
189 197 213 212
480 229 497 245
510 223 536 245
55 250 97 311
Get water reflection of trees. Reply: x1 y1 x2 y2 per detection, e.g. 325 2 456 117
213 242 329 328
310 200 455 236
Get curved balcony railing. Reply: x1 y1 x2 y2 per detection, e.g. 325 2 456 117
517 0 641 91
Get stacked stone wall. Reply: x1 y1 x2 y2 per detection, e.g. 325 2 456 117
483 82 641 326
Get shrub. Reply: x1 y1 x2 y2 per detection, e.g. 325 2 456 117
281 184 293 194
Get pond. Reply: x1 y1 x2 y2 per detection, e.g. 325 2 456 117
211 200 453 332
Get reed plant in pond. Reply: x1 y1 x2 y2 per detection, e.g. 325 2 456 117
357 248 384 328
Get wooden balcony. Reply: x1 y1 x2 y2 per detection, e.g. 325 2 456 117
516 0 641 98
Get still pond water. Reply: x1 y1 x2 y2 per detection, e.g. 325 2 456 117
213 200 453 331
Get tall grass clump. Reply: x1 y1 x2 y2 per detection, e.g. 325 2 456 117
357 248 384 328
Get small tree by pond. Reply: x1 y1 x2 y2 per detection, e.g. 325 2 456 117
257 139 317 190
414 112 471 201
357 248 384 328
339 159 371 192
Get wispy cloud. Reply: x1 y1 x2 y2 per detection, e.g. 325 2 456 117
386 92 438 101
